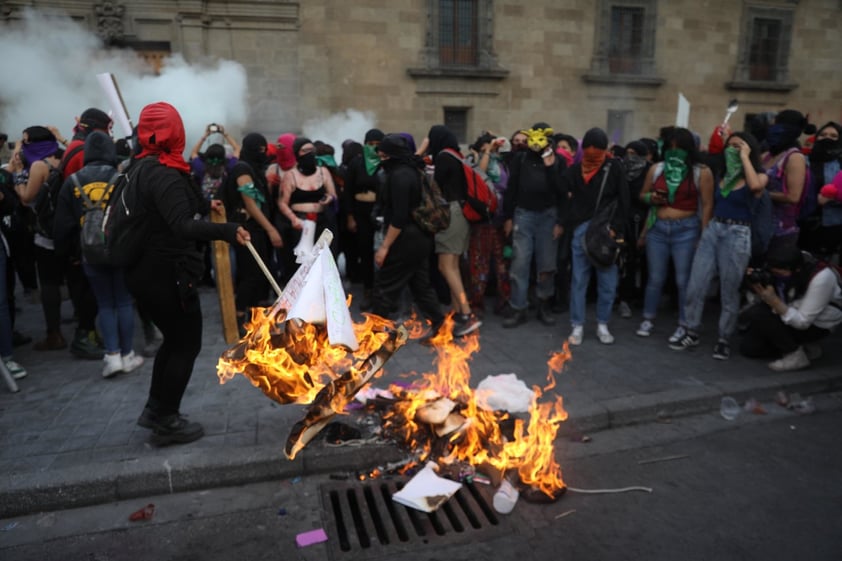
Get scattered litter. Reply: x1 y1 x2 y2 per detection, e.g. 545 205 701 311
36 513 56 528
1 522 19 531
492 479 519 514
354 386 395 404
554 509 577 520
793 397 816 415
775 391 790 407
720 396 740 421
296 528 328 548
472 474 491 485
128 503 155 522
637 454 689 465
291 476 302 485
277 507 287 516
392 462 462 513
475 373 534 413
569 433 592 443
743 398 767 415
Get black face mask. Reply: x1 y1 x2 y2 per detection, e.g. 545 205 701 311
297 152 317 175
811 137 842 162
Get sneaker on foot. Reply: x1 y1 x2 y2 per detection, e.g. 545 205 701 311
768 347 810 372
568 325 584 346
636 319 654 337
122 351 144 373
712 340 731 360
618 301 632 319
71 329 104 360
669 331 699 350
668 326 688 345
149 414 205 446
3 359 27 380
102 353 123 378
453 313 482 337
596 323 614 345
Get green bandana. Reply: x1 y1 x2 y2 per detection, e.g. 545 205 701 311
486 154 502 184
662 148 688 203
363 144 381 176
237 182 265 204
316 154 337 169
720 146 744 198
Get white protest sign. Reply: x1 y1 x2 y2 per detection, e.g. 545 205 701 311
275 230 358 350
96 73 134 139
675 93 690 129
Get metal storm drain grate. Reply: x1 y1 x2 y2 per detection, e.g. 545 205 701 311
320 477 516 559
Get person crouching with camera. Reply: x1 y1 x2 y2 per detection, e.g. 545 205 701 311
739 244 842 371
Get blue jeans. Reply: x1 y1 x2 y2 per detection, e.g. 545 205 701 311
570 220 618 326
509 207 559 310
642 215 700 324
83 263 135 355
0 248 12 358
684 221 751 340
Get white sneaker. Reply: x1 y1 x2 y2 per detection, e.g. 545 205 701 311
636 320 654 337
618 301 632 319
596 323 614 345
122 351 145 373
568 325 583 346
3 359 27 380
768 347 810 372
668 326 688 345
102 353 123 378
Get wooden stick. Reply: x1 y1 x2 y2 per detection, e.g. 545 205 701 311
245 240 283 299
210 206 240 344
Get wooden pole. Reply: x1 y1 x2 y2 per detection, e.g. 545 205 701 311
210 205 240 344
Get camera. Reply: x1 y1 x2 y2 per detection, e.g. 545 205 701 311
208 124 220 133
745 267 773 287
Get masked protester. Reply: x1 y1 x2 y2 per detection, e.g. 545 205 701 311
740 245 842 371
801 122 842 259
561 127 630 346
636 128 714 345
674 132 768 360
129 102 250 446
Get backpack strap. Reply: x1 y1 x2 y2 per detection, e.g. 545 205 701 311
592 162 612 217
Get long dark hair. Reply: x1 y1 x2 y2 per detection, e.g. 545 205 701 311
665 127 702 166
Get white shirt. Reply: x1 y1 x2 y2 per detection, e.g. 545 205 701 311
781 268 842 330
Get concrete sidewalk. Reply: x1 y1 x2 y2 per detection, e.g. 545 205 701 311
2 283 840 519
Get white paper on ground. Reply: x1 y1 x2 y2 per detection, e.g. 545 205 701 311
475 373 535 413
392 462 462 513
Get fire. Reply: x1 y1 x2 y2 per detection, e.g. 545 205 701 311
217 307 398 405
384 325 572 498
218 304 572 498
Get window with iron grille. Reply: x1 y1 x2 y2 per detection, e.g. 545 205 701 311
583 0 662 87
439 0 478 67
727 6 796 92
409 0 507 79
444 108 469 145
608 7 644 75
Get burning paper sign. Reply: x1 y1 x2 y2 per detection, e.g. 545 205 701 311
392 462 462 513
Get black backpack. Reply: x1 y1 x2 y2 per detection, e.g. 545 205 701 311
70 170 122 265
411 169 450 234
33 144 83 238
101 158 155 267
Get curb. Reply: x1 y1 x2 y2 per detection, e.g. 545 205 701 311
2 372 840 519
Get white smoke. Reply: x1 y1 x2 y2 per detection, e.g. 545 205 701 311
302 109 378 163
0 9 248 155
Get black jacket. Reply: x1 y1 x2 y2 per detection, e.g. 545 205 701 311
561 159 630 235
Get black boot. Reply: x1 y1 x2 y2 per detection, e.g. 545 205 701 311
502 308 528 328
537 299 556 326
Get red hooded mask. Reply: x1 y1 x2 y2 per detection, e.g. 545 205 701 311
136 102 190 173
276 133 297 171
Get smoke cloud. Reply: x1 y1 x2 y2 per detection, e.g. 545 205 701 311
302 109 377 163
0 9 248 154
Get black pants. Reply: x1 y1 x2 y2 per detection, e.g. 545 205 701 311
739 302 829 359
66 261 98 332
372 224 443 326
234 222 271 312
351 201 376 290
127 254 203 416
34 246 66 334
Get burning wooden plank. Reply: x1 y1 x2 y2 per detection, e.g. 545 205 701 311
285 325 408 459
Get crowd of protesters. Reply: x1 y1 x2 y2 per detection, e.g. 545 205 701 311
2 103 841 445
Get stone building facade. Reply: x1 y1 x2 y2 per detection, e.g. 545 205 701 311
3 0 840 145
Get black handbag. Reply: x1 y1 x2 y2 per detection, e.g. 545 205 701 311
582 162 622 268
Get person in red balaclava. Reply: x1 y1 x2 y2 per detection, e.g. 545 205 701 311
129 101 250 446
